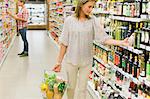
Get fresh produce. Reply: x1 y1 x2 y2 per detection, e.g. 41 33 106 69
40 71 67 99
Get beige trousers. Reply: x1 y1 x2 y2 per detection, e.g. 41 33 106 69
64 63 92 99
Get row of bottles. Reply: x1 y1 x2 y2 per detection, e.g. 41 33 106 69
92 55 150 98
93 43 150 81
91 62 126 98
95 0 147 17
93 42 109 64
134 22 150 49
108 20 150 50
141 1 150 15
113 47 150 80
116 1 140 17
109 20 137 40
95 0 150 20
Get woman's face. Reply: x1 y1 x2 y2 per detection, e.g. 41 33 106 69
81 1 95 16
17 0 23 6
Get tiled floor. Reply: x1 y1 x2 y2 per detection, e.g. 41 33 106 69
0 30 93 99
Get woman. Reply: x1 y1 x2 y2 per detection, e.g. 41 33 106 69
53 0 129 99
7 0 29 57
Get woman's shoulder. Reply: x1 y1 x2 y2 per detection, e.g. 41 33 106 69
65 15 76 21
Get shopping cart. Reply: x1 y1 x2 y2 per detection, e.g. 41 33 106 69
40 70 67 99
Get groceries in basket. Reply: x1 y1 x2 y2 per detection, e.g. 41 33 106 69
40 71 67 99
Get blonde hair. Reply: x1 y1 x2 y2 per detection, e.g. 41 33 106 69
75 0 97 19
19 0 26 4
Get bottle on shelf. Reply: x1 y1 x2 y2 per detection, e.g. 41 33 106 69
139 54 146 77
146 53 150 81
114 47 123 68
122 50 128 72
129 53 134 74
108 46 115 65
144 31 150 46
130 3 136 17
133 55 138 78
134 29 141 49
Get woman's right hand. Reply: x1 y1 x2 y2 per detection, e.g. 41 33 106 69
52 64 61 72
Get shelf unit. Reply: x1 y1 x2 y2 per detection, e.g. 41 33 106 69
47 0 74 44
47 0 64 43
95 41 150 84
0 0 17 68
91 40 150 98
87 81 101 99
25 3 46 29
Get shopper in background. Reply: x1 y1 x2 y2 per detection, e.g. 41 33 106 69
53 0 129 99
7 0 29 57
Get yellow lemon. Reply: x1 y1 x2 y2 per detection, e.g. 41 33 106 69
40 83 48 92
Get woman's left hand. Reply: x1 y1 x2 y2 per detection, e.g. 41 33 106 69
121 38 129 46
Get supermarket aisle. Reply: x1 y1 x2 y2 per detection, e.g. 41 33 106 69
0 30 92 99
0 30 59 99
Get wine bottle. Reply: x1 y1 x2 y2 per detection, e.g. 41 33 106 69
137 29 141 49
145 31 149 46
129 53 133 74
115 47 121 67
118 47 123 68
146 53 150 81
122 50 127 72
133 56 138 78
141 31 145 45
140 54 146 77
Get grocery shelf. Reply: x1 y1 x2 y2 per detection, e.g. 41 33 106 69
92 67 101 77
109 63 139 84
93 55 111 69
92 9 110 15
140 44 146 50
146 46 150 52
110 16 143 22
140 44 150 52
0 34 16 68
28 24 46 30
56 12 63 15
0 37 7 42
64 11 74 13
93 41 110 51
138 76 150 87
94 52 150 86
93 55 139 84
50 8 57 10
47 31 59 49
51 0 63 4
142 27 150 31
120 46 143 54
92 67 127 98
87 81 100 99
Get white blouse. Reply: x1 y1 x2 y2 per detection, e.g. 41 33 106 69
59 15 111 66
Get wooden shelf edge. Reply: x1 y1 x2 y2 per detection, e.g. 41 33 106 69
28 25 47 30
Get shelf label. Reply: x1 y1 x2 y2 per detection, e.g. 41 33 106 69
140 44 146 49
146 46 150 51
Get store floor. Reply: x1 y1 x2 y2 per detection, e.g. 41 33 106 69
0 30 93 99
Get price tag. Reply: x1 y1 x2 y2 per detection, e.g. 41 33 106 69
146 46 150 51
140 44 146 49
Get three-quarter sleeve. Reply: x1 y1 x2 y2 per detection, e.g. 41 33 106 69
59 17 70 46
93 16 112 44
